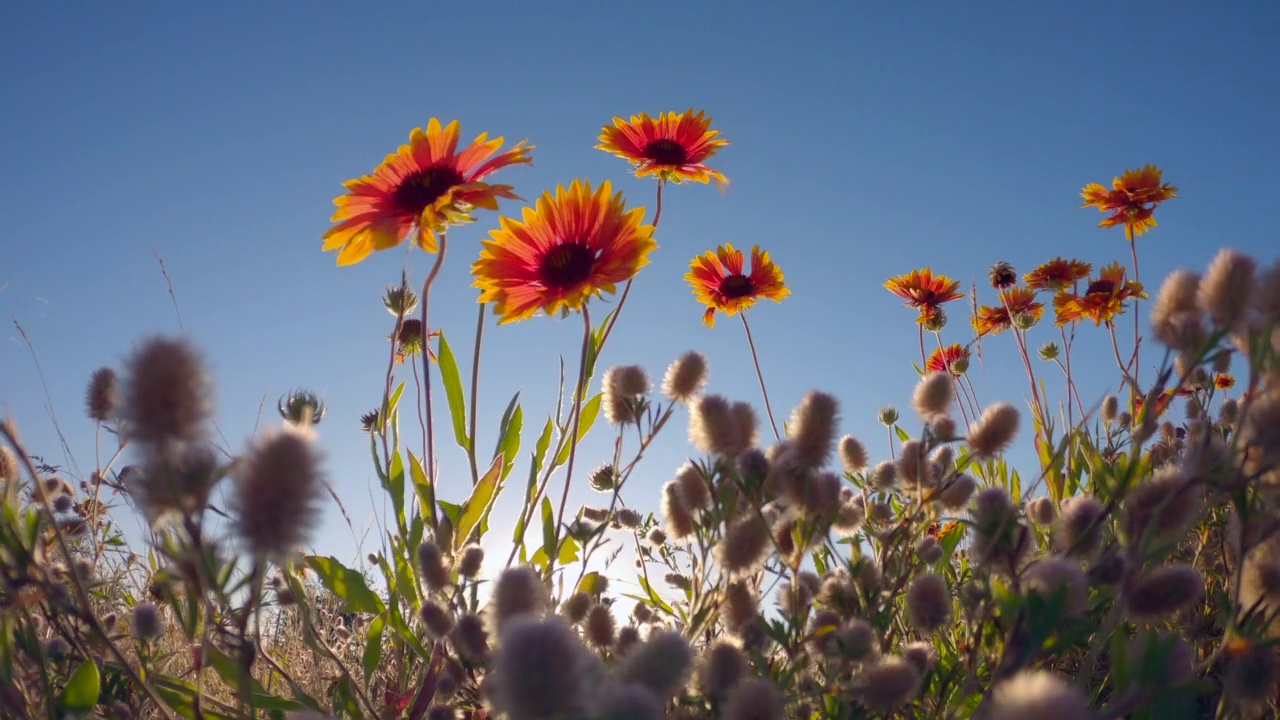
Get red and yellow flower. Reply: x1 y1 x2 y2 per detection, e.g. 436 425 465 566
972 287 1044 336
597 109 728 188
1215 373 1235 390
322 119 533 265
686 244 789 327
885 269 964 325
1023 258 1093 292
1081 165 1178 241
471 180 655 324
1054 262 1145 326
927 344 972 376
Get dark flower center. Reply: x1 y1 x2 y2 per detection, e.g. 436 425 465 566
719 274 755 299
1086 279 1116 295
393 166 466 215
539 242 597 290
643 139 689 166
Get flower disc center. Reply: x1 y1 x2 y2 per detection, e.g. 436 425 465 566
643 139 689 166
719 274 755 299
539 242 597 289
393 166 466 215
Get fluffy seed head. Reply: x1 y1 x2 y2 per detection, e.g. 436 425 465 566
721 677 785 720
1126 564 1204 620
617 508 642 529
451 613 489 663
698 640 748 698
600 684 662 720
674 463 712 510
132 603 164 640
490 616 601 720
731 401 759 450
1055 495 1106 557
458 545 485 578
718 516 771 577
604 366 644 425
417 541 451 591
937 474 976 510
618 630 693 701
689 394 742 456
912 372 954 420
1022 556 1089 616
787 391 839 468
1151 270 1204 348
860 656 922 712
833 618 877 660
420 601 455 637
839 435 869 473
1123 466 1202 546
561 591 592 623
906 572 951 633
589 463 618 491
1223 646 1280 711
585 603 616 647
662 351 708 402
491 567 547 628
902 641 939 675
662 482 696 540
121 336 212 445
1101 395 1119 423
1241 536 1280 613
966 403 1020 458
615 626 642 656
898 440 926 489
1198 248 1256 331
1027 496 1057 526
930 415 957 441
0 446 16 482
987 670 1090 720
723 581 758 632
916 536 944 564
427 706 456 720
86 367 118 422
872 460 898 490
232 425 324 560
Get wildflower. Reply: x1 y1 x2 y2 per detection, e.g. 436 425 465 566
458 545 484 578
860 656 922 712
474 180 656 322
988 261 1017 289
927 344 971 376
686 244 789 327
919 306 948 331
1101 395 1119 424
597 109 728 187
585 604 616 647
589 463 618 492
1081 164 1178 241
1027 497 1056 526
359 409 379 433
232 425 324 560
1054 262 1145 326
662 351 708 402
86 367 117 422
416 541 452 591
121 336 211 445
1126 564 1204 620
906 572 951 633
724 581 758 631
603 366 645 425
491 566 547 629
878 406 899 426
1198 248 1256 331
451 614 489 663
1037 342 1060 361
391 320 439 364
132 604 164 640
718 515 771 577
721 678 785 720
885 268 964 325
1055 495 1105 557
618 630 693 701
698 641 748 698
383 281 419 317
987 670 1090 720
661 482 696 540
420 601 455 637
912 372 954 420
938 474 976 510
966 403 1020 458
787 391 839 468
490 616 602 720
972 287 1043 336
617 508 642 529
322 118 531 265
1023 258 1092 292
1022 556 1089 616
689 394 742 457
1123 466 1202 546
562 592 592 623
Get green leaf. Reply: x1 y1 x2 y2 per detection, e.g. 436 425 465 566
531 536 579 569
532 416 555 477
454 453 504 551
305 556 385 615
895 425 911 443
388 451 406 527
204 646 311 712
554 393 602 466
437 333 471 452
577 571 607 596
385 380 406 418
513 417 556 546
362 614 386 680
60 661 100 713
408 451 435 526
635 576 676 615
540 496 556 561
495 403 523 481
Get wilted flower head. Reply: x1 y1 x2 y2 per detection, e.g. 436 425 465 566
589 463 618 492
662 351 708 402
787 391 839 468
987 670 1090 720
231 425 324 560
86 367 118 422
989 261 1017 289
121 336 212 445
383 279 419 317
490 616 602 720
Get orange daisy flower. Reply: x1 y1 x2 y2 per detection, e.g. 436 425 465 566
926 344 971 376
1215 373 1235 389
971 287 1044 336
322 119 533 265
1053 262 1145 326
471 180 656 324
686 243 789 327
1023 258 1093 292
1081 165 1178 241
597 109 728 188
885 269 964 325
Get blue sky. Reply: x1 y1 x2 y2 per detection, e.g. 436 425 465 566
3 2 1278 572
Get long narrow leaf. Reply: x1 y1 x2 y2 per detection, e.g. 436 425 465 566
437 334 471 451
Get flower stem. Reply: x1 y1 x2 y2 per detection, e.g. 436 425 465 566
420 234 448 530
548 305 593 577
467 302 485 486
1130 238 1142 389
741 313 782 440
599 179 664 350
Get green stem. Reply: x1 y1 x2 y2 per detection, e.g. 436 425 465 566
467 302 485 486
740 313 781 440
548 306 594 577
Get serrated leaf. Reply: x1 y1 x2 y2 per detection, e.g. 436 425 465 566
305 556 385 615
437 333 471 452
454 453 504 551
554 393 602 466
60 661 99 713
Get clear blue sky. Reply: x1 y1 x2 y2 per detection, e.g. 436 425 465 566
3 2 1278 568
